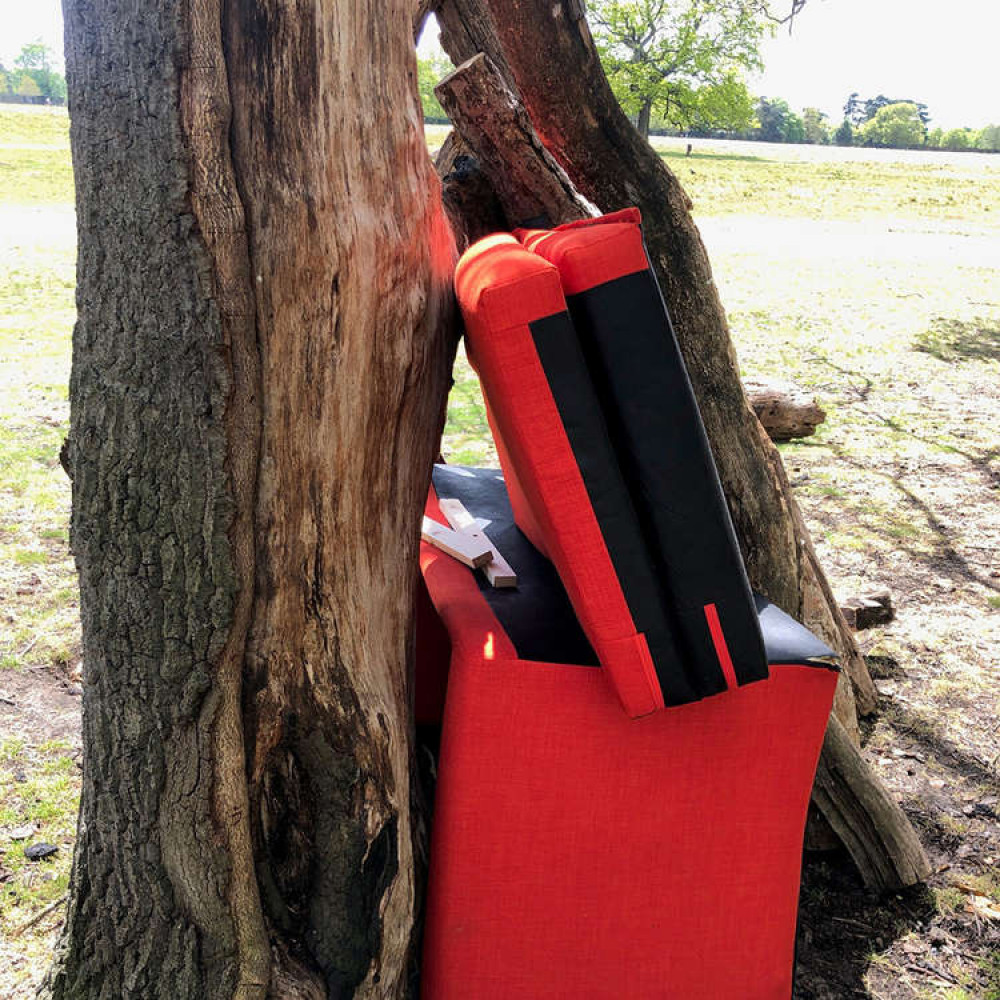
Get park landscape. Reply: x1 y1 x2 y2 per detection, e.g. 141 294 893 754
0 103 998 997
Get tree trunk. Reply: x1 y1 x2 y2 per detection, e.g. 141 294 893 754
46 0 454 997
637 98 653 141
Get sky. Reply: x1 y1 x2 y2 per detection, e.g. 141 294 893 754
2 0 996 130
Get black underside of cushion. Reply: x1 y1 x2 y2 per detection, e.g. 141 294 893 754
565 269 768 688
432 465 835 671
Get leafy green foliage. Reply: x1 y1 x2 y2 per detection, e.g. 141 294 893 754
941 127 972 151
417 55 451 123
802 107 830 145
844 91 929 129
16 74 42 99
5 41 67 103
589 0 769 137
756 97 804 143
859 102 926 149
975 125 1000 152
834 119 854 146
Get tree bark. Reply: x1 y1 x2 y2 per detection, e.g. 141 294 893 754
813 716 931 891
46 0 454 997
637 98 653 141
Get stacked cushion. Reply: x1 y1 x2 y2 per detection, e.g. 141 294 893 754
455 213 767 716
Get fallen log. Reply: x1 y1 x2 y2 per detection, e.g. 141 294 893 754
841 591 895 630
744 378 826 441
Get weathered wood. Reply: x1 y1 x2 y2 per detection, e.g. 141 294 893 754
436 0 879 722
744 378 827 441
841 591 895 630
813 715 931 891
435 54 596 229
47 1 456 997
435 130 509 249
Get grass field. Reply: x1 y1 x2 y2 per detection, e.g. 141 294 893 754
2 105 998 998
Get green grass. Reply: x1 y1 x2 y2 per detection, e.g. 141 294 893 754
0 109 78 692
0 737 77 929
0 108 72 206
0 109 70 147
651 140 1000 224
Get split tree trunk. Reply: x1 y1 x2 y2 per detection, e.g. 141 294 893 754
433 2 929 891
47 0 454 997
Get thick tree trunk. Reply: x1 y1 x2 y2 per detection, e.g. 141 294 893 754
46 1 454 997
433 0 929 890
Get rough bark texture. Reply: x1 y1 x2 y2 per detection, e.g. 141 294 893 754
432 0 928 888
47 0 455 997
435 0 878 718
434 131 507 249
435 54 595 228
813 717 932 891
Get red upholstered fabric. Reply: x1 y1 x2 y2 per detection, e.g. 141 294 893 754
416 516 837 999
454 235 669 717
516 207 648 293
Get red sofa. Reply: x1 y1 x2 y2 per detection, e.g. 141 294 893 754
416 212 837 998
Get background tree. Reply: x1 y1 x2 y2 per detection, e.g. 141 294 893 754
756 96 804 143
16 74 42 99
863 93 930 129
975 124 1000 152
589 0 769 139
859 101 926 148
834 118 854 146
418 54 451 121
802 106 830 144
12 40 67 103
843 91 864 127
940 127 971 151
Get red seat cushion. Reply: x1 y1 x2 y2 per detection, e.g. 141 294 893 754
416 468 837 1000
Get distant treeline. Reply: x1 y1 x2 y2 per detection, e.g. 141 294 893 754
1 42 67 106
418 56 998 154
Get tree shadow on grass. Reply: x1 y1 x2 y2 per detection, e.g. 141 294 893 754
658 149 770 164
913 315 1000 363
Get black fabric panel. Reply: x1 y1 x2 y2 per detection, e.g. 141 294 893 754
566 269 768 688
432 464 598 667
431 466 837 671
526 312 701 703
